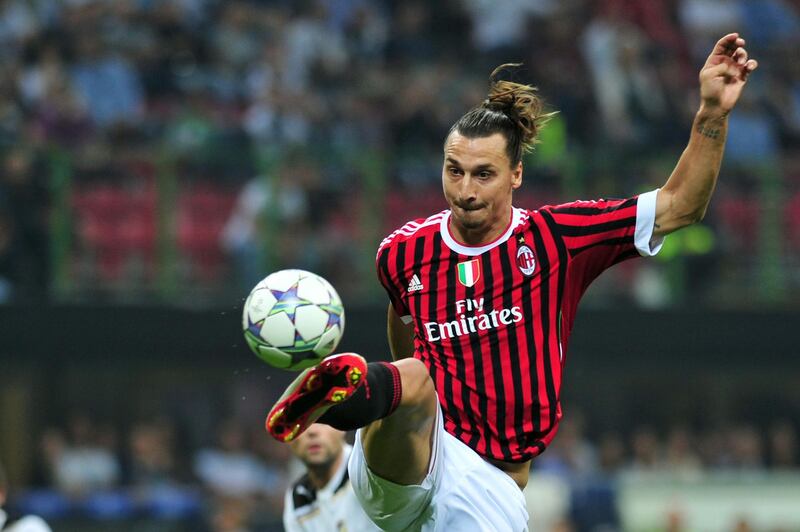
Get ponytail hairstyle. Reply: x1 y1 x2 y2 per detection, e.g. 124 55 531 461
448 64 555 167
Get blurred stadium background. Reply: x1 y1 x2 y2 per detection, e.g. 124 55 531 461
0 0 798 531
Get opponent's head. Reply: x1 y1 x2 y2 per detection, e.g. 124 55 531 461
443 64 553 241
289 423 345 470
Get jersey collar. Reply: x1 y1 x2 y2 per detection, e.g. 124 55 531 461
440 207 527 256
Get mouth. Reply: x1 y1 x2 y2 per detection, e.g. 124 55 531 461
306 444 322 453
455 204 485 212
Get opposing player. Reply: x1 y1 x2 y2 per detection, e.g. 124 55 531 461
283 423 379 531
266 34 757 530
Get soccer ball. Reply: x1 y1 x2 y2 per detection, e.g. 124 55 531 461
242 269 345 371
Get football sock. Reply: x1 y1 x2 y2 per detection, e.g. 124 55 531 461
318 361 402 431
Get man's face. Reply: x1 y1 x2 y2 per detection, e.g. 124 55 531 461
442 132 522 237
289 423 345 468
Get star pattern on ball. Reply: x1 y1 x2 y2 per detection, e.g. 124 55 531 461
268 282 313 322
320 302 342 328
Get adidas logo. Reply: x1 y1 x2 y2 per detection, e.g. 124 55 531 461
407 274 424 293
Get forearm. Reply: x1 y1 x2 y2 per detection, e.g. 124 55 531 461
657 106 728 235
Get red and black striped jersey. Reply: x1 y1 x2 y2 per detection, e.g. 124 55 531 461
375 191 663 462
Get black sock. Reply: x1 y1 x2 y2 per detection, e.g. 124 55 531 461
318 361 402 431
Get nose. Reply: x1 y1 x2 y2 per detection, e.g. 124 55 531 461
458 175 478 203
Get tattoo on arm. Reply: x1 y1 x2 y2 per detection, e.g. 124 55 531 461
696 123 721 139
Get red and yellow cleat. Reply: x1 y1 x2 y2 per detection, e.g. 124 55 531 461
266 353 367 443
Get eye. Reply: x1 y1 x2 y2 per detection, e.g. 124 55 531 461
478 170 493 179
448 166 463 176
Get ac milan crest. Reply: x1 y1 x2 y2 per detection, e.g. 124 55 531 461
516 244 536 276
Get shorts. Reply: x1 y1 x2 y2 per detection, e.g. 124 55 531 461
348 404 529 531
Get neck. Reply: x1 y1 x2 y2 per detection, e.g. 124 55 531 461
449 205 513 246
306 452 342 490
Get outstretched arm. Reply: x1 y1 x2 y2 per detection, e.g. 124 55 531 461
654 33 758 236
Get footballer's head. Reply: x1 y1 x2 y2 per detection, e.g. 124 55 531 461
289 423 345 469
443 64 554 244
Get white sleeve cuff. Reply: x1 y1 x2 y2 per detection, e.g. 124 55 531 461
635 189 665 257
400 315 413 325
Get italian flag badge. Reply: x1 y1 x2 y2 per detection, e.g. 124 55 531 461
457 259 481 287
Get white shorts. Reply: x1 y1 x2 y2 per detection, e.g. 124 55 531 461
348 405 529 531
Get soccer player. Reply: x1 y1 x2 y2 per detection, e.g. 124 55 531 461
266 33 757 530
283 423 379 531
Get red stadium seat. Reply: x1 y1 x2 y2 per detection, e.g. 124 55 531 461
176 183 239 282
383 187 447 234
72 180 158 282
716 194 760 252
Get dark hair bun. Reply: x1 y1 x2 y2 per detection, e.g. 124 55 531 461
481 63 554 154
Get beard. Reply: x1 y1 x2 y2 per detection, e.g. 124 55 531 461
452 205 487 230
456 216 484 230
303 448 336 469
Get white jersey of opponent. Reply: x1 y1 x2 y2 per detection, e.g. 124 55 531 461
0 509 52 532
283 445 380 532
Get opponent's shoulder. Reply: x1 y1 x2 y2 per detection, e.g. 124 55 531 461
286 452 352 513
4 515 52 532
287 473 317 511
376 210 447 258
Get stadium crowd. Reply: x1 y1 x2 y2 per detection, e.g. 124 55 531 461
0 0 798 306
8 409 795 530
1 1 799 529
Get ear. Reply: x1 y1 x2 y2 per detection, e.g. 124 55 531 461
511 161 523 190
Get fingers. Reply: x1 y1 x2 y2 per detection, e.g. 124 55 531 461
705 56 757 81
711 33 742 56
733 47 748 65
704 34 757 80
742 59 758 80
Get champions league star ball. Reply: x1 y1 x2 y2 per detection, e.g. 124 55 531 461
242 269 345 371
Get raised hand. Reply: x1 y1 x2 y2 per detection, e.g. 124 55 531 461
699 33 758 117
